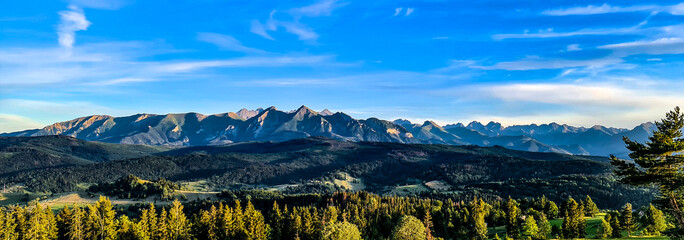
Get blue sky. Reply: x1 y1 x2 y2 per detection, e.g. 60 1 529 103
2 0 684 132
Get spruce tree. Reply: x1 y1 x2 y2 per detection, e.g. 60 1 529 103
561 198 585 239
423 210 434 240
644 204 668 236
468 197 487 240
243 200 268 240
68 206 85 240
116 215 137 240
504 197 521 239
611 106 684 236
535 214 551 240
595 218 612 239
0 207 17 240
621 203 634 237
268 202 283 240
157 208 169 240
86 196 116 240
584 196 599 217
57 206 73 240
523 216 538 239
45 206 58 240
545 202 559 219
607 212 623 238
167 199 190 240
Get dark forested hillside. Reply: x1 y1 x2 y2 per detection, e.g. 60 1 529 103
0 136 654 209
0 135 169 175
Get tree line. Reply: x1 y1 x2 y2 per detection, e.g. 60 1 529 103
0 192 673 240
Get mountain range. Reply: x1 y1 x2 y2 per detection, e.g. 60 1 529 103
1 105 657 158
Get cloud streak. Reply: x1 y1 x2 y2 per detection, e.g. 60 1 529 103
250 0 345 41
290 0 344 17
197 32 268 54
57 5 91 49
542 3 684 16
472 56 624 71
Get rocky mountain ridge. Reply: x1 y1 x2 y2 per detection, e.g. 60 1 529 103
1 105 657 157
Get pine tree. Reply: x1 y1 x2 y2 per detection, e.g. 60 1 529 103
468 197 487 240
596 218 612 239
621 203 634 236
607 212 623 238
268 202 283 240
167 200 190 240
243 201 268 240
85 196 116 240
135 204 154 240
157 208 169 240
68 206 85 240
644 204 668 236
523 216 538 239
611 106 684 235
584 196 599 217
57 206 73 240
0 207 17 240
192 206 216 240
423 210 434 240
13 206 27 240
116 215 137 240
504 197 521 239
561 198 585 239
45 206 58 240
24 202 53 240
323 206 338 225
545 202 559 219
534 214 550 240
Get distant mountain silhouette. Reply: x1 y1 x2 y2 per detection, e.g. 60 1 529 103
1 105 657 157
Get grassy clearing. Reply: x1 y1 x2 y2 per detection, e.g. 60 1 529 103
331 172 365 191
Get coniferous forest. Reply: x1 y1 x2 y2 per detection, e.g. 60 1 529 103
0 191 675 240
0 107 681 240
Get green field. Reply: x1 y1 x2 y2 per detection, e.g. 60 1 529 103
488 213 669 240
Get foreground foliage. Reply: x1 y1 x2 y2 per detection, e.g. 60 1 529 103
0 191 674 240
611 106 684 238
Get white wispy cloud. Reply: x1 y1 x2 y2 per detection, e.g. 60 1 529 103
197 32 268 54
435 81 684 128
153 55 335 73
493 25 653 40
566 44 581 51
68 0 128 10
394 8 403 16
0 114 43 133
0 99 115 115
86 77 158 86
393 7 414 17
57 5 91 49
542 3 684 16
0 41 339 87
599 37 684 56
251 0 345 41
290 0 345 17
250 20 275 40
472 56 623 70
278 21 319 40
542 3 658 16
